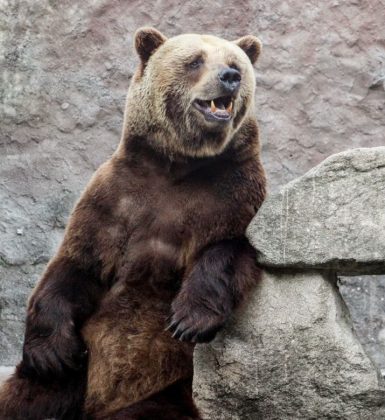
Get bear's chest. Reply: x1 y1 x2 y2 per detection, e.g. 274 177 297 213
101 174 223 286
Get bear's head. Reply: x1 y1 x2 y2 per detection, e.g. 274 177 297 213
122 28 261 158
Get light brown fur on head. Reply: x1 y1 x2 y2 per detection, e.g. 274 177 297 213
120 28 262 158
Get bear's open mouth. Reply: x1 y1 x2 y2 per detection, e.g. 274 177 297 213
193 95 234 122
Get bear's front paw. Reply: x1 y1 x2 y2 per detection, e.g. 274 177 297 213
21 316 87 380
166 296 230 343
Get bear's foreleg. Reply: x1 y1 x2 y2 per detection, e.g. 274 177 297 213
167 237 260 342
0 363 87 420
0 256 105 418
21 256 104 380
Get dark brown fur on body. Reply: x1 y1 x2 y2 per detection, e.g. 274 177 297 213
0 28 266 419
0 364 86 419
97 379 200 420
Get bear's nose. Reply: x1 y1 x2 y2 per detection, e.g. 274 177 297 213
218 68 241 93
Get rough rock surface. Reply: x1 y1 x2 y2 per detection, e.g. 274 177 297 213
247 147 385 274
193 270 385 420
1 0 385 367
338 275 385 374
0 367 14 387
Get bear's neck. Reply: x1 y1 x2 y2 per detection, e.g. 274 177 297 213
115 134 226 179
114 120 258 182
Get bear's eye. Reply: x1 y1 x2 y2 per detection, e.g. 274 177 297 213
229 63 241 72
187 56 204 70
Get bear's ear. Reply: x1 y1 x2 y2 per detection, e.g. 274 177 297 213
233 35 262 65
134 27 167 65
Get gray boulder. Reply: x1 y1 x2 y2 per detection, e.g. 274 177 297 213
193 270 385 419
247 147 385 275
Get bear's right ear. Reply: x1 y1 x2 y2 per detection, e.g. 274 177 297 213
134 27 167 65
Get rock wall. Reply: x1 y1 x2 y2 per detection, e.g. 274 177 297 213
1 0 385 370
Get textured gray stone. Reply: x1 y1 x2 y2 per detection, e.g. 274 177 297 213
247 147 385 275
0 367 14 387
193 270 385 420
338 275 385 372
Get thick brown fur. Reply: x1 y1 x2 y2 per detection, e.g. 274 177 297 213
95 378 200 420
0 363 86 419
0 28 266 419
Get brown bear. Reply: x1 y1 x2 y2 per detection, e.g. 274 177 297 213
0 27 266 419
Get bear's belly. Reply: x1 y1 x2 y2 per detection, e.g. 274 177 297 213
82 285 193 417
84 200 196 415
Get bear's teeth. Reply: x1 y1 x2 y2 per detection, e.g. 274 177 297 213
211 100 217 113
226 101 233 113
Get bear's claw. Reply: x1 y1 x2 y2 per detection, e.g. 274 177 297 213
165 307 226 343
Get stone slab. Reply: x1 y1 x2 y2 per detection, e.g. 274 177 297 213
248 147 385 275
193 270 385 419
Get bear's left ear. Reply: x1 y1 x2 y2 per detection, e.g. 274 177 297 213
233 35 262 65
134 27 167 65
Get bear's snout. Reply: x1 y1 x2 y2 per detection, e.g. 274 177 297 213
218 68 241 94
